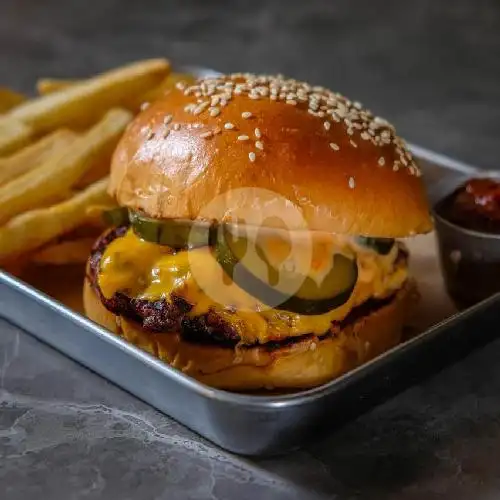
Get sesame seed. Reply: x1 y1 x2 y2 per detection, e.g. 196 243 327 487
192 101 210 115
146 129 154 140
393 162 400 171
224 122 235 130
374 116 389 126
163 129 170 139
200 131 213 139
163 115 173 125
209 107 220 117
241 111 253 119
254 127 262 138
140 102 150 111
255 140 264 150
348 177 356 189
330 142 339 151
178 73 415 172
175 81 187 90
249 152 256 162
378 157 385 166
173 123 181 131
238 135 250 141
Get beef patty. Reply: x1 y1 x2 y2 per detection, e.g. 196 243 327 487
88 226 405 348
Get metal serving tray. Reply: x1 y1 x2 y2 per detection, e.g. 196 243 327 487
1 63 499 454
2 145 499 456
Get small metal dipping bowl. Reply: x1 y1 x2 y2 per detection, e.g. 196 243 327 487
432 172 500 310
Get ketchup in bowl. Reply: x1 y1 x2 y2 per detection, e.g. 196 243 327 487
434 177 500 309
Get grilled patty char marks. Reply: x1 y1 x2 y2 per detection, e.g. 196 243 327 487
88 226 403 348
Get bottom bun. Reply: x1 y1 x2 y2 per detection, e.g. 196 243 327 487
83 279 416 391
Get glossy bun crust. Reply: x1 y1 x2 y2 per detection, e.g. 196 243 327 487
84 278 416 391
109 74 432 238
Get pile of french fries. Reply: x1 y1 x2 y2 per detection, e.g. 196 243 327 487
0 59 194 273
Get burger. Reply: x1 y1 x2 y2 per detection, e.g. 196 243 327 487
83 73 432 391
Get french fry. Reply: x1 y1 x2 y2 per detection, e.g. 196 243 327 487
0 129 77 186
75 153 113 189
0 177 112 262
0 88 26 113
9 59 170 133
0 108 131 225
36 71 194 113
32 237 96 265
0 117 33 156
36 78 77 95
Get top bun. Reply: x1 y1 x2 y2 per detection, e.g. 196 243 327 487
109 73 432 237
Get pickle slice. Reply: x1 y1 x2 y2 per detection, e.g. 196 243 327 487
213 225 357 315
130 211 210 249
356 236 395 255
102 207 129 227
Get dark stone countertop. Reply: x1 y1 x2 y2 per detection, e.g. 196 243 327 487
1 1 500 498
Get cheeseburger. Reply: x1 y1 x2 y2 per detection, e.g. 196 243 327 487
84 73 432 391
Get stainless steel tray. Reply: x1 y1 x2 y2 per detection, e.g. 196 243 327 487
1 62 499 455
2 146 499 456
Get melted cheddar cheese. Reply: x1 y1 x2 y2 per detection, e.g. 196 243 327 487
98 229 408 344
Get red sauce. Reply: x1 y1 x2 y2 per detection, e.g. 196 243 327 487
438 178 500 233
435 177 500 309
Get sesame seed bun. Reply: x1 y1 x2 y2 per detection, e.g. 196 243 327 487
84 277 416 390
109 74 432 238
